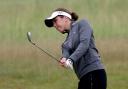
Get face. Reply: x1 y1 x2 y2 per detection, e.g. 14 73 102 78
53 16 70 34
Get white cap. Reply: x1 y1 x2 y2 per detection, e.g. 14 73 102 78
44 11 72 27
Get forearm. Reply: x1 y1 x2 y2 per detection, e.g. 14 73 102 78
69 40 89 62
62 46 70 58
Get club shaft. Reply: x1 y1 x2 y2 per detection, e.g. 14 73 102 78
31 42 60 62
27 32 60 63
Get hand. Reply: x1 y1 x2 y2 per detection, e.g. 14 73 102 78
59 58 73 70
60 57 67 64
65 59 73 70
59 57 67 67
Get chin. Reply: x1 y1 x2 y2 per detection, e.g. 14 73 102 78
61 32 65 34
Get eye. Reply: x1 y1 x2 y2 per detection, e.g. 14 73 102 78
53 18 57 23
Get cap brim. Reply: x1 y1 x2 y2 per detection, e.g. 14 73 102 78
44 19 53 27
44 11 72 27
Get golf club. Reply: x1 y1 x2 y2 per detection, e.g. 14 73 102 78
27 32 60 63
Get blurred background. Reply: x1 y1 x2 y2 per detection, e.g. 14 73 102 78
0 0 128 89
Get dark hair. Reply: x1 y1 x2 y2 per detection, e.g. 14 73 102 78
54 8 79 21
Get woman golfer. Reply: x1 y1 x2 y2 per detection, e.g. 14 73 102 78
44 8 107 89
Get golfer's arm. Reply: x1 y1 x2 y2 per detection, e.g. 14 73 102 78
62 45 70 58
69 20 92 62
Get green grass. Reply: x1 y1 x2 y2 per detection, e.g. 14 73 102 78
0 0 128 89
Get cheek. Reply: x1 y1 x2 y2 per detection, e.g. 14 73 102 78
56 21 63 26
55 22 64 30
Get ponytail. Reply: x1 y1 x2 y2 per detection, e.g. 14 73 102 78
71 12 79 21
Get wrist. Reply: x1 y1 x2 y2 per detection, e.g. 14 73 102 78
67 59 73 65
66 59 73 70
68 58 73 63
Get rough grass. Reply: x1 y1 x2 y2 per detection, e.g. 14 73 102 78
0 39 128 89
0 43 78 89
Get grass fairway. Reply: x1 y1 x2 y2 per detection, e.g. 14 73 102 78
0 0 128 89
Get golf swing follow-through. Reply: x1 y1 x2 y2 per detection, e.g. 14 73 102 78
27 7 107 89
44 8 107 89
26 32 73 70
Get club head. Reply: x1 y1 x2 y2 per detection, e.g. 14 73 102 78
27 32 32 42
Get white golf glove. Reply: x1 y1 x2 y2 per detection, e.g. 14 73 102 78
64 59 73 70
